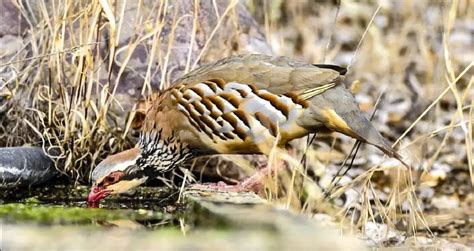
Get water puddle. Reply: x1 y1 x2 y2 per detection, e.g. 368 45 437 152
0 184 182 230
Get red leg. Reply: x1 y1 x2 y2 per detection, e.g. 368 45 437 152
190 147 297 193
190 165 275 193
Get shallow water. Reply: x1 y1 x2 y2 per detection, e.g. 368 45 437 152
0 185 182 230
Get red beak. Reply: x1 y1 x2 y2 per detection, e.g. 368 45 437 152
87 186 111 204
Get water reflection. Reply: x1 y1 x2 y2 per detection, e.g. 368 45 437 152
0 186 182 230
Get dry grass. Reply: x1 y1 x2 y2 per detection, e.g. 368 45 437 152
2 0 191 180
1 0 472 246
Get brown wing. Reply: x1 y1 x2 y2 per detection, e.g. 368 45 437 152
174 54 345 97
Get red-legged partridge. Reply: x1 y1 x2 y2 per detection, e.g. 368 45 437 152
88 54 403 203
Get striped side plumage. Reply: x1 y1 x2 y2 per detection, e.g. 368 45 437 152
170 79 314 153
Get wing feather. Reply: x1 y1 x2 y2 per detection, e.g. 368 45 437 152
174 54 345 97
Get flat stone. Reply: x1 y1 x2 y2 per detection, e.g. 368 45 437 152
184 189 366 250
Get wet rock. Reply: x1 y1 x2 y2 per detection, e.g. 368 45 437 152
0 147 58 188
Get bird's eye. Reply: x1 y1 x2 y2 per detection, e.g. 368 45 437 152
106 175 116 183
103 171 123 185
105 175 117 183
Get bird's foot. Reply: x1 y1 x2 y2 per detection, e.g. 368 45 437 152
190 180 261 193
190 167 271 193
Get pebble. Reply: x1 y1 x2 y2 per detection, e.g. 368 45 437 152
431 195 460 210
364 222 405 246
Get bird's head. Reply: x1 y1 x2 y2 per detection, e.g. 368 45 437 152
87 147 150 204
88 129 193 205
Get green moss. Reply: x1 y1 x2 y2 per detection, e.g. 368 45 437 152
0 202 169 225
